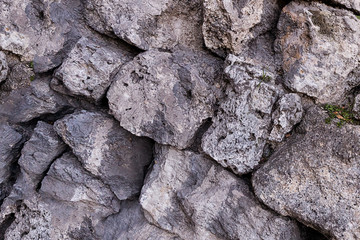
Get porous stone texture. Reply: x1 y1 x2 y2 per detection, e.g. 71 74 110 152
202 0 280 56
202 54 282 174
96 200 180 240
269 93 304 142
52 37 133 102
140 145 302 240
107 49 223 149
0 123 22 185
54 110 153 200
253 106 360 239
276 1 360 104
84 0 204 50
0 51 8 83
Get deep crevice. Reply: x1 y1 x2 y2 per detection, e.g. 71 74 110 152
0 213 15 239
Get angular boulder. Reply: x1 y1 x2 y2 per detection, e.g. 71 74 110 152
107 49 223 149
54 110 153 200
253 106 360 239
84 0 204 50
276 1 360 104
140 145 302 240
202 0 280 56
202 54 282 174
52 37 133 102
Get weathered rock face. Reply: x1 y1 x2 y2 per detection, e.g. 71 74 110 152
0 123 22 185
18 121 66 183
96 200 179 240
107 49 223 149
51 37 133 102
269 93 304 142
253 106 360 239
276 1 360 104
140 145 302 240
54 110 153 200
202 0 280 56
202 54 284 174
0 79 72 123
84 0 204 50
0 0 88 72
0 51 8 83
353 93 360 119
4 152 121 240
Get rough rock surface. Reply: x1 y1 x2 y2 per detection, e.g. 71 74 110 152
202 54 282 174
332 0 360 13
202 0 280 56
253 106 360 239
0 51 8 83
54 110 153 200
0 123 22 185
84 0 204 50
140 145 302 240
96 200 179 240
269 93 304 142
18 121 66 184
276 1 360 104
107 49 223 149
51 37 133 102
353 93 360 119
0 79 72 123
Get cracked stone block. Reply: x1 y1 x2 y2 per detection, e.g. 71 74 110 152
276 1 360 104
202 0 280 56
54 110 153 200
140 145 302 240
253 106 360 239
52 37 133 102
107 49 223 149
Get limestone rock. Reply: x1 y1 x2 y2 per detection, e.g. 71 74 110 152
84 0 204 50
269 93 304 142
107 49 223 149
276 1 360 104
52 37 133 102
202 0 280 56
0 123 23 184
0 79 72 123
54 110 153 200
253 106 360 239
18 121 66 184
140 145 302 240
202 54 282 175
0 51 8 83
96 201 179 240
2 62 33 91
